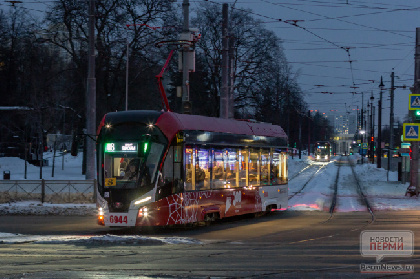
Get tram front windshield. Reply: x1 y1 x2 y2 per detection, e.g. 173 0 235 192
103 142 164 189
317 147 329 156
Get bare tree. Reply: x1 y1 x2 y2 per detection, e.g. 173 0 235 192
190 3 306 124
44 0 177 122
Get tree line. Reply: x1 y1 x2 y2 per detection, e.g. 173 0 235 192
0 0 333 159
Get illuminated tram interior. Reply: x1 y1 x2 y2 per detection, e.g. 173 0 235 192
183 146 288 191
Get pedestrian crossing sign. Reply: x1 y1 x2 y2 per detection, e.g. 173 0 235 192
403 123 420 141
409 94 420 110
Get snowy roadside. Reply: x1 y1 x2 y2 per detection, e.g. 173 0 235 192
0 232 204 245
0 201 97 216
1 155 419 216
287 155 420 212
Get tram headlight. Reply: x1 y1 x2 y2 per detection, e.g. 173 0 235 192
98 207 105 225
316 155 320 159
134 196 151 205
138 206 148 218
325 155 328 159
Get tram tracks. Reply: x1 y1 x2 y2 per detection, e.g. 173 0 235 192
327 156 375 224
288 162 329 200
288 162 319 181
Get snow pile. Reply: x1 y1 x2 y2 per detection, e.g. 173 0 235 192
0 201 96 216
0 232 203 245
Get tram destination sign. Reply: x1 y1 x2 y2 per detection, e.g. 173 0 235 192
105 142 138 153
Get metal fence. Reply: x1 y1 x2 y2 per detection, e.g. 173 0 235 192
0 180 96 204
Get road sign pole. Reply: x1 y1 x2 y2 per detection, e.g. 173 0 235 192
410 28 420 196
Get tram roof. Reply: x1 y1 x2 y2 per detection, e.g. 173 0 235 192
156 111 287 143
99 110 287 143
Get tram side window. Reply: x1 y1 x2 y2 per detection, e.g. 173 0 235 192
261 149 270 185
271 150 281 184
184 146 194 191
196 148 210 190
212 149 225 188
238 149 247 187
249 148 259 186
225 148 238 187
162 147 174 180
281 152 288 182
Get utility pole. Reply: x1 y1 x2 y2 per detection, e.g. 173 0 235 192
410 28 420 195
361 91 364 164
389 71 395 172
377 76 384 168
125 28 129 111
86 0 96 179
298 113 302 159
228 30 235 118
220 3 229 118
182 0 191 114
308 110 311 155
369 94 374 163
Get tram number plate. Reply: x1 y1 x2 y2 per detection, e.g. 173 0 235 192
109 214 128 224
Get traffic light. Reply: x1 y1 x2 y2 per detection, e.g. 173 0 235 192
415 110 420 120
371 136 374 142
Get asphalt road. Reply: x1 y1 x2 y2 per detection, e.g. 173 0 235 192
1 210 420 278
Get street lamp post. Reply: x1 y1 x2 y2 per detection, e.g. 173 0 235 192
377 76 384 168
368 95 375 163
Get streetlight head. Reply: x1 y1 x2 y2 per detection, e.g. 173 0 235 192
379 76 384 88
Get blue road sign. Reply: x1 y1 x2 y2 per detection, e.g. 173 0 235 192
409 94 420 110
403 123 420 141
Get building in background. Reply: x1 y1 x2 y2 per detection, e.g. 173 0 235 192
324 111 358 155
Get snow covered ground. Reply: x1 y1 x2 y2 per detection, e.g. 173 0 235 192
0 153 418 214
0 152 85 181
287 155 419 212
0 153 419 244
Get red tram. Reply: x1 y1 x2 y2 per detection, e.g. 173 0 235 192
96 110 288 227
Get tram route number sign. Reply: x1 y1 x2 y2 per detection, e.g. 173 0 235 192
403 123 420 141
105 142 138 153
105 177 116 187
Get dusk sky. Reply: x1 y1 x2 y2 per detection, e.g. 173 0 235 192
3 0 418 126
221 0 418 126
